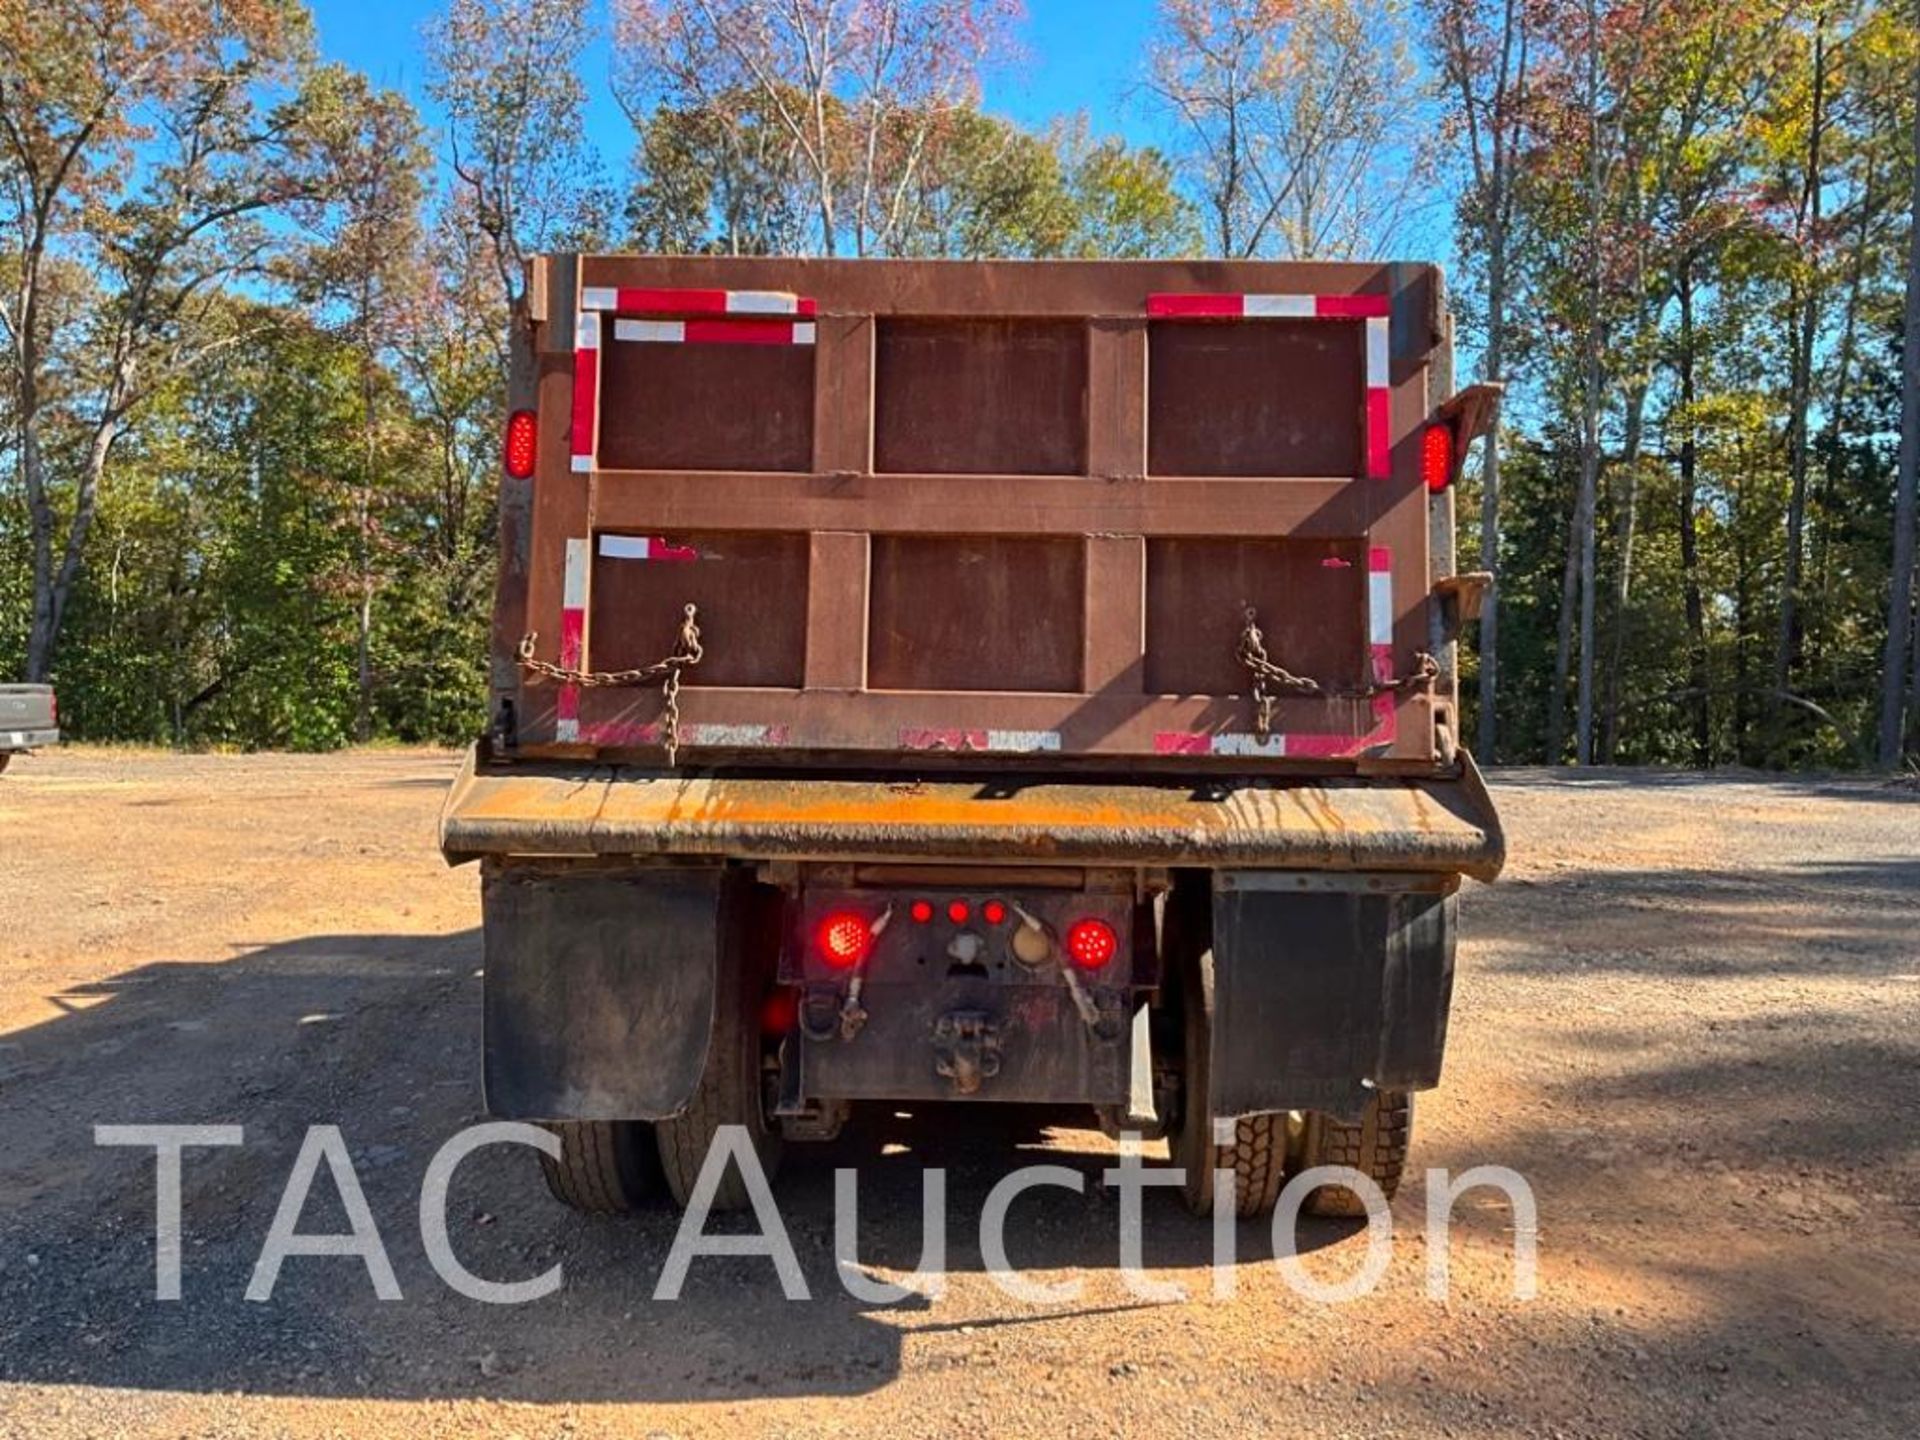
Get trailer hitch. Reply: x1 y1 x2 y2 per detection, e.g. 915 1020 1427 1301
931 1011 1003 1096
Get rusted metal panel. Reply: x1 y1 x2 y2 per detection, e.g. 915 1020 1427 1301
869 535 1085 693
589 530 808 689
439 746 1506 881
1145 537 1367 696
874 319 1088 475
1147 320 1364 477
598 333 814 473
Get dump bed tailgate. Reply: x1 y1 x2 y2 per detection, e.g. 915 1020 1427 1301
440 747 1504 880
495 258 1458 775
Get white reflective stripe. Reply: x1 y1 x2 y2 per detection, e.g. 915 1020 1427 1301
554 719 580 743
792 322 817 346
576 311 601 351
598 535 653 560
1367 316 1390 386
727 291 799 314
1210 734 1287 757
1242 294 1316 318
569 455 593 474
614 319 686 344
687 724 786 746
579 286 618 312
984 729 1063 752
1370 571 1393 647
563 539 590 609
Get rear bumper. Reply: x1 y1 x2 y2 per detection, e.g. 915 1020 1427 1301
1 729 57 752
440 746 1504 881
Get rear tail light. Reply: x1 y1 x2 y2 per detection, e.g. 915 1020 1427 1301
816 911 873 969
982 900 1007 925
909 899 934 924
759 988 799 1035
504 409 538 479
1065 918 1118 970
1423 423 1455 494
947 899 971 924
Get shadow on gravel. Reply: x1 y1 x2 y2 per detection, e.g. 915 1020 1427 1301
0 930 1351 1405
1488 765 1920 808
1465 856 1920 977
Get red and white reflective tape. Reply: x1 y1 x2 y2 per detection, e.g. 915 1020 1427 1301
598 534 699 562
613 318 816 347
899 728 1064 754
1146 292 1393 479
580 287 817 318
1153 545 1399 759
569 313 600 475
555 538 589 742
579 721 792 749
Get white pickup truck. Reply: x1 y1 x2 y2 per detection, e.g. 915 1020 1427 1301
0 685 58 773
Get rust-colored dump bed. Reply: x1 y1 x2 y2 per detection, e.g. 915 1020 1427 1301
495 258 1462 775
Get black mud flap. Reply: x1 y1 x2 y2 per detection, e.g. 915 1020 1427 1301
481 862 723 1120
1209 872 1456 1123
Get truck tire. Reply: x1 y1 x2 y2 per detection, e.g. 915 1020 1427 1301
1290 1090 1413 1217
655 883 782 1212
0 754 11 774
537 1121 659 1213
1169 947 1287 1218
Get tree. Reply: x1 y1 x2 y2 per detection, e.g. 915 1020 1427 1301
0 0 353 681
1882 3 1920 767
1144 0 1429 259
426 0 605 324
614 0 1021 258
1429 0 1534 762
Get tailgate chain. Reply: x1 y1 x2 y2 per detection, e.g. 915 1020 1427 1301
515 604 704 763
1237 606 1439 740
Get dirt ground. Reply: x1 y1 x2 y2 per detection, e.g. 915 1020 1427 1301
0 748 1915 1439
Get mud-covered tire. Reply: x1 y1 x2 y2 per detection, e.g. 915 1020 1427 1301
537 1121 659 1213
1169 946 1287 1218
1292 1090 1413 1217
656 881 782 1212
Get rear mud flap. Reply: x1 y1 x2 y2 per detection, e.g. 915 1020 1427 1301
1208 872 1456 1123
481 863 722 1120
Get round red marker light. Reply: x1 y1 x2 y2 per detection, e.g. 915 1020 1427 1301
909 899 934 924
1065 918 1118 970
982 900 1007 925
816 911 872 969
947 899 971 925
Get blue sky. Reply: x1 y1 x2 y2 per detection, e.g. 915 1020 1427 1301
305 0 1167 171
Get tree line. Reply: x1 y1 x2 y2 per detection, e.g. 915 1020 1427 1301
3 0 1917 770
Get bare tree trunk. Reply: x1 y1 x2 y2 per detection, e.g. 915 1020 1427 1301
1600 378 1649 760
1774 12 1827 756
1550 457 1581 763
1677 262 1712 766
1572 0 1605 766
1880 18 1920 767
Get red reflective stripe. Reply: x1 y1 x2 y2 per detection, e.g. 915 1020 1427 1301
1369 546 1392 572
1314 293 1392 318
1153 733 1211 755
618 287 731 314
1367 390 1391 479
1146 293 1245 317
569 347 597 466
682 318 805 345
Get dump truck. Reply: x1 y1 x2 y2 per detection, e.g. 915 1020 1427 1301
440 257 1504 1219
0 685 58 774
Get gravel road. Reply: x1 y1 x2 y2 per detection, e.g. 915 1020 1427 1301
0 749 1915 1439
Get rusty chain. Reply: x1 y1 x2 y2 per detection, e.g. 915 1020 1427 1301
1237 605 1439 741
516 604 704 764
